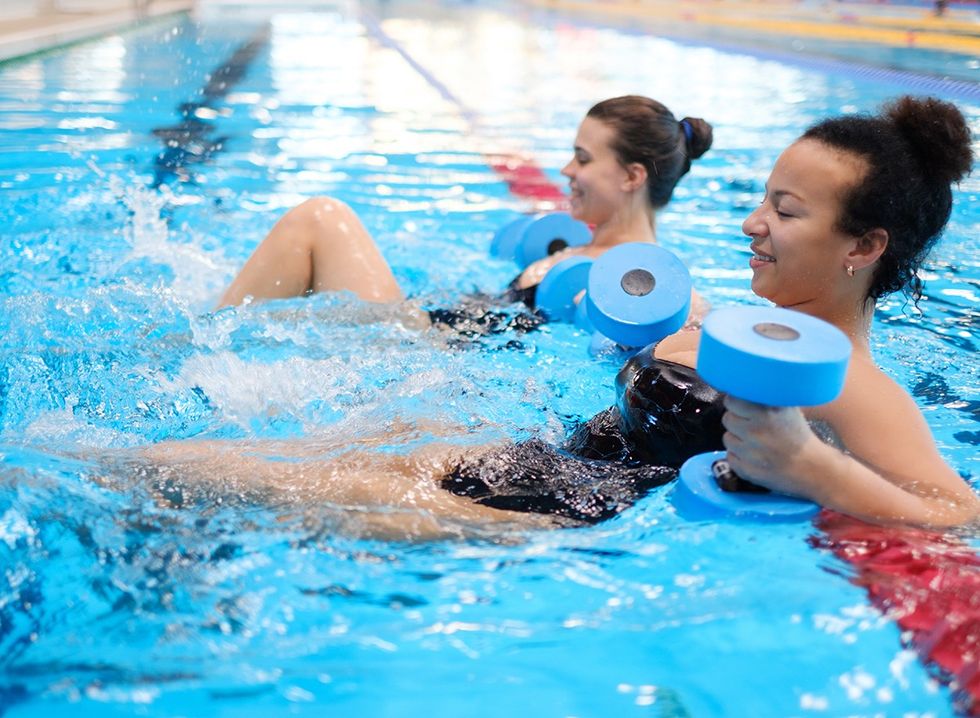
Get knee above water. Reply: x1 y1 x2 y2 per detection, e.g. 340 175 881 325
299 196 353 223
282 196 359 251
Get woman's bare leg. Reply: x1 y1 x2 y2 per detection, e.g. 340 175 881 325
114 438 562 540
218 197 404 308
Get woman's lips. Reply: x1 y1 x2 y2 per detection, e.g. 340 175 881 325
749 251 775 270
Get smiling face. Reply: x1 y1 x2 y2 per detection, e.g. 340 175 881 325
742 139 870 311
560 116 634 226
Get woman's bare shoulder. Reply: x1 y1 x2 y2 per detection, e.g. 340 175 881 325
652 328 700 368
813 357 970 497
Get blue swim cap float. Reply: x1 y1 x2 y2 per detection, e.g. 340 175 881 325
585 243 691 348
490 212 590 268
675 306 852 521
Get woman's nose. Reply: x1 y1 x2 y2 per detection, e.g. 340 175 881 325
742 204 768 237
560 160 574 178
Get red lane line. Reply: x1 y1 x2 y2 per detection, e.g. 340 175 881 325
814 512 980 716
486 153 569 207
360 12 567 210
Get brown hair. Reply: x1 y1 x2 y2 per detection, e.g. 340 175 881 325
587 95 713 208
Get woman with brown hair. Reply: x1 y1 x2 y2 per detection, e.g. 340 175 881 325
216 95 713 323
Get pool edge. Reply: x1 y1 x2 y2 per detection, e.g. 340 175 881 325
0 0 194 65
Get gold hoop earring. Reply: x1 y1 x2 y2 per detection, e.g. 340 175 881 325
846 265 855 277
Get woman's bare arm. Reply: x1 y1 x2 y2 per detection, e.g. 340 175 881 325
723 361 979 528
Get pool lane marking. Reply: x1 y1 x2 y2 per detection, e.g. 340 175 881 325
531 0 980 55
659 31 980 103
816 514 980 716
150 24 271 188
532 1 980 102
359 11 567 209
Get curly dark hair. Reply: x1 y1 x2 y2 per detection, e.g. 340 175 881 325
587 95 713 209
802 96 973 302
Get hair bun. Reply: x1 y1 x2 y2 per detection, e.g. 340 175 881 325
886 96 973 184
679 116 713 160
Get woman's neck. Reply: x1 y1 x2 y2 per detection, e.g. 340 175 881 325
589 202 656 248
794 295 876 358
838 303 875 357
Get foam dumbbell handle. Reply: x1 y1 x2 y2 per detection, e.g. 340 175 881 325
711 458 770 494
490 215 536 263
585 243 691 348
536 256 593 322
515 213 591 268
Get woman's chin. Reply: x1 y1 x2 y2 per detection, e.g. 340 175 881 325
749 276 774 302
568 204 585 222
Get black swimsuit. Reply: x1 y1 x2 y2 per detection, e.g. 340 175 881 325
500 278 537 308
441 347 726 524
426 276 543 337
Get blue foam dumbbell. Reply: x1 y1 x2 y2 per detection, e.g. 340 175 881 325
516 213 590 268
584 243 692 348
574 292 624 355
490 215 537 264
675 451 819 521
536 256 593 322
675 306 852 521
490 213 591 268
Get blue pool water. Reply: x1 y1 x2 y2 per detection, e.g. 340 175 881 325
0 3 978 716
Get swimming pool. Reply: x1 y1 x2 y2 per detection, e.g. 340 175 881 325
0 2 978 716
